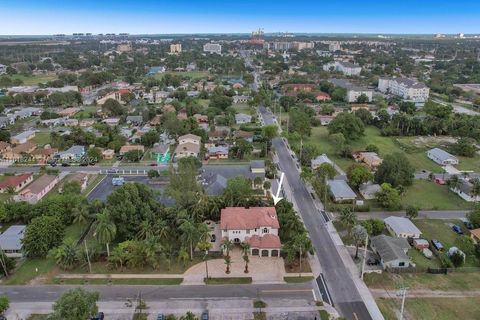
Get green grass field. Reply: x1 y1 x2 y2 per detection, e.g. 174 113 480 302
304 126 444 172
4 257 56 285
233 103 252 114
205 277 252 284
9 74 58 85
153 71 210 81
400 181 473 210
31 132 51 146
283 276 314 283
377 297 480 320
52 278 183 285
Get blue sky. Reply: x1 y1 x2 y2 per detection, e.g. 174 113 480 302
1 0 480 35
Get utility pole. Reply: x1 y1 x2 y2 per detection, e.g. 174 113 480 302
0 246 9 277
84 240 92 273
360 232 369 280
398 287 408 320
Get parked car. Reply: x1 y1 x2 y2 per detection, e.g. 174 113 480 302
90 312 104 320
366 257 379 265
150 162 158 166
452 224 464 235
461 218 474 230
107 168 119 174
431 239 444 251
201 311 209 320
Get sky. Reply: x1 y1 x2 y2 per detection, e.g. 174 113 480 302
1 0 480 35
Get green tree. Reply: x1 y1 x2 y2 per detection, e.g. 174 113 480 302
72 205 90 225
339 208 357 236
62 181 82 195
356 94 369 104
241 242 251 273
177 247 189 268
450 251 464 268
221 239 234 257
222 176 254 207
354 108 373 125
365 144 379 153
51 238 79 270
328 112 365 140
376 183 401 210
375 153 414 187
93 209 117 257
467 207 480 228
86 147 102 163
224 255 232 274
346 164 372 188
361 219 384 236
166 160 202 209
148 169 160 178
49 288 99 320
0 295 9 314
405 206 419 220
454 236 475 256
124 150 143 162
140 130 160 147
352 225 368 259
331 88 346 102
23 215 65 258
101 98 125 116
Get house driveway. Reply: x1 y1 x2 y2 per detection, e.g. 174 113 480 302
183 248 286 285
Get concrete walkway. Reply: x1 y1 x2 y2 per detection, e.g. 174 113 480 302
56 273 183 279
371 289 480 298
351 210 468 220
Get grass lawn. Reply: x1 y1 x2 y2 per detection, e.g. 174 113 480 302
154 71 210 81
400 180 473 210
284 276 314 283
377 297 480 320
364 271 480 291
303 126 443 172
4 257 56 285
52 278 183 285
9 74 58 85
204 277 252 284
0 193 12 203
27 315 48 320
233 103 252 114
31 132 51 146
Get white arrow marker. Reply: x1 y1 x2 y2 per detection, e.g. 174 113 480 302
272 171 285 205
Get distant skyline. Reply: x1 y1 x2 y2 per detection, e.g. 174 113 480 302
1 0 480 35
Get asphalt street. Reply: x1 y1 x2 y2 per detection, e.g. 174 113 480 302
258 106 375 320
0 283 314 303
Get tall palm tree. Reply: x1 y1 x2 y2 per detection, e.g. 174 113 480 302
293 234 311 277
339 208 357 236
241 243 251 273
53 239 79 270
472 179 480 203
179 219 198 260
177 247 189 268
137 220 154 240
197 241 212 279
352 225 368 260
72 206 90 225
155 219 171 242
447 175 460 191
143 236 162 270
93 209 117 257
221 239 234 257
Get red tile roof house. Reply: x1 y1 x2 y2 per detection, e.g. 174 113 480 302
14 174 59 204
220 207 281 257
0 173 34 193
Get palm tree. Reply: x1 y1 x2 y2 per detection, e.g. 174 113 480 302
177 247 189 268
179 219 198 260
72 206 90 225
447 175 460 191
224 255 232 274
221 239 234 257
472 179 480 203
156 219 171 242
241 243 251 273
293 234 311 277
339 208 357 236
137 220 155 240
144 236 162 270
52 239 79 270
352 225 368 260
197 241 212 279
92 209 117 257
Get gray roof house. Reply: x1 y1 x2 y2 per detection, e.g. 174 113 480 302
126 115 144 126
250 160 266 175
0 225 26 258
311 154 333 170
384 216 422 239
235 113 252 124
55 145 86 160
427 148 459 166
371 234 412 269
327 179 356 202
204 174 228 196
359 182 381 200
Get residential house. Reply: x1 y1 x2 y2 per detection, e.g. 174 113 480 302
102 149 115 160
56 145 85 161
178 134 201 145
311 154 333 170
0 141 11 154
0 116 12 128
233 95 251 104
174 142 200 159
3 141 37 161
0 225 26 258
31 147 57 164
235 113 252 124
97 89 130 105
103 118 121 126
11 130 36 144
359 182 381 200
450 180 480 202
0 173 33 193
119 144 145 156
318 115 335 126
234 130 253 143
146 66 166 76
15 174 59 204
57 107 80 118
193 114 209 124
177 109 188 120
203 43 222 55
353 151 383 169
315 92 331 102
220 207 281 257
470 228 480 244
150 115 162 126
282 84 316 94
207 145 229 160
80 119 96 127
384 216 422 239
0 64 7 75
371 234 412 269
427 148 459 166
327 179 357 202
126 115 144 126
208 130 229 142
170 43 182 53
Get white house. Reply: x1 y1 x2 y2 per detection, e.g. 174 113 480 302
0 64 7 75
220 207 281 257
235 113 252 124
450 180 480 202
14 175 59 204
378 77 430 105
427 148 459 166
327 179 357 202
178 134 201 145
203 43 222 55
384 216 422 239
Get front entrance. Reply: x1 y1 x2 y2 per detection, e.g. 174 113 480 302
234 238 240 243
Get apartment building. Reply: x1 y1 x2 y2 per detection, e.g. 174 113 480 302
170 43 182 53
323 61 362 76
378 77 430 105
329 79 373 103
203 43 222 55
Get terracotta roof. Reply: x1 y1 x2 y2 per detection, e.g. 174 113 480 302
175 142 200 154
20 174 57 195
245 234 281 249
471 228 480 239
12 141 36 154
0 141 11 150
31 148 57 156
0 173 33 189
220 207 280 230
234 130 254 139
179 134 201 141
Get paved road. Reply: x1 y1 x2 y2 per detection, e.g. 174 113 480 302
354 210 468 220
258 106 379 320
0 165 169 174
0 283 314 303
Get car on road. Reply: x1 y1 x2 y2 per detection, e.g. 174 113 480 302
201 311 209 320
107 169 119 174
452 224 464 235
150 162 158 166
431 239 444 251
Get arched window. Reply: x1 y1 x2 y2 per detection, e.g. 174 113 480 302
263 227 269 233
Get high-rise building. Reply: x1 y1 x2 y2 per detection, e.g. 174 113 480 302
170 43 182 53
378 77 430 105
